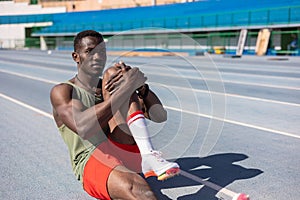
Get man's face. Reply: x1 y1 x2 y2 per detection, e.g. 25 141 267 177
74 36 107 76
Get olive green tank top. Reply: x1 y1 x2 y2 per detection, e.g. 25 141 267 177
58 81 107 183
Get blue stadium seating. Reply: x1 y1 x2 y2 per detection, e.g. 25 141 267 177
0 0 299 36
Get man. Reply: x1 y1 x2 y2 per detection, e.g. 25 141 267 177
50 30 180 200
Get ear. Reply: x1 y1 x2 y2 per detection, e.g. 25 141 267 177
72 52 80 64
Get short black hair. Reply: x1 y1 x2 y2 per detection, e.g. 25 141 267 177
73 30 103 52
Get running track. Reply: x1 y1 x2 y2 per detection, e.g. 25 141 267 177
0 50 299 200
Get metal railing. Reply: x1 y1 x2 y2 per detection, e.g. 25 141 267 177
29 6 300 35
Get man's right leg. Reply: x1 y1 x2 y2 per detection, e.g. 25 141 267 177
83 142 156 200
107 166 157 200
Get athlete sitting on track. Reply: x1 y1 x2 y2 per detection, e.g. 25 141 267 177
50 30 180 200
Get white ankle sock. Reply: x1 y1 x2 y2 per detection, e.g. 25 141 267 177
127 111 153 155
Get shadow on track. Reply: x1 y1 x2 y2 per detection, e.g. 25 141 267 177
146 153 263 200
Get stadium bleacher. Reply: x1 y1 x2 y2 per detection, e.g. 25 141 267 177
1 0 299 36
0 0 299 55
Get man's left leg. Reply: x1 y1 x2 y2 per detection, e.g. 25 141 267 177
102 66 180 180
126 95 180 180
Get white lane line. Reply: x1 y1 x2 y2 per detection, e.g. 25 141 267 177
138 63 300 81
165 106 300 139
1 69 299 139
180 170 239 199
0 57 74 71
1 57 299 90
2 69 298 107
145 71 300 91
0 93 53 119
0 92 240 200
149 83 300 107
0 69 59 85
129 59 300 75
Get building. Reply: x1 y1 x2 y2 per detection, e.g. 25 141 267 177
0 0 299 56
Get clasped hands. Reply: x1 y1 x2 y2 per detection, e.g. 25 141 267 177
104 61 147 95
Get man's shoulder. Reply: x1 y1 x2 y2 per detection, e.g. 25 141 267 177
52 82 73 91
50 81 74 99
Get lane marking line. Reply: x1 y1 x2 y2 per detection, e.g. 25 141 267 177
149 83 300 107
144 71 300 91
164 106 300 139
0 93 53 119
0 69 59 85
0 92 239 199
180 170 237 199
0 57 74 71
128 59 300 76
1 69 299 139
1 57 299 90
2 69 299 107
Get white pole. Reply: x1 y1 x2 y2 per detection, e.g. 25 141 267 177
152 0 156 6
40 36 48 50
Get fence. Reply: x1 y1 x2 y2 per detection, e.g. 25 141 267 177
2 30 298 56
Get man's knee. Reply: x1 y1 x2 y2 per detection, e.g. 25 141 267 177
103 66 117 82
122 174 156 199
107 167 156 199
131 175 156 199
102 66 118 99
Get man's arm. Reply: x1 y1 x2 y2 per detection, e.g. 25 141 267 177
50 68 146 139
50 83 114 139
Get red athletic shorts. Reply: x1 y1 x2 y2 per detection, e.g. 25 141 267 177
83 138 142 200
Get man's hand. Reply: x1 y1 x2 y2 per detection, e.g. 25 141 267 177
122 67 147 92
102 62 146 125
104 61 146 95
104 69 124 95
114 61 131 72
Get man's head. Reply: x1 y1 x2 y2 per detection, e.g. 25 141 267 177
72 30 107 76
73 30 103 52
